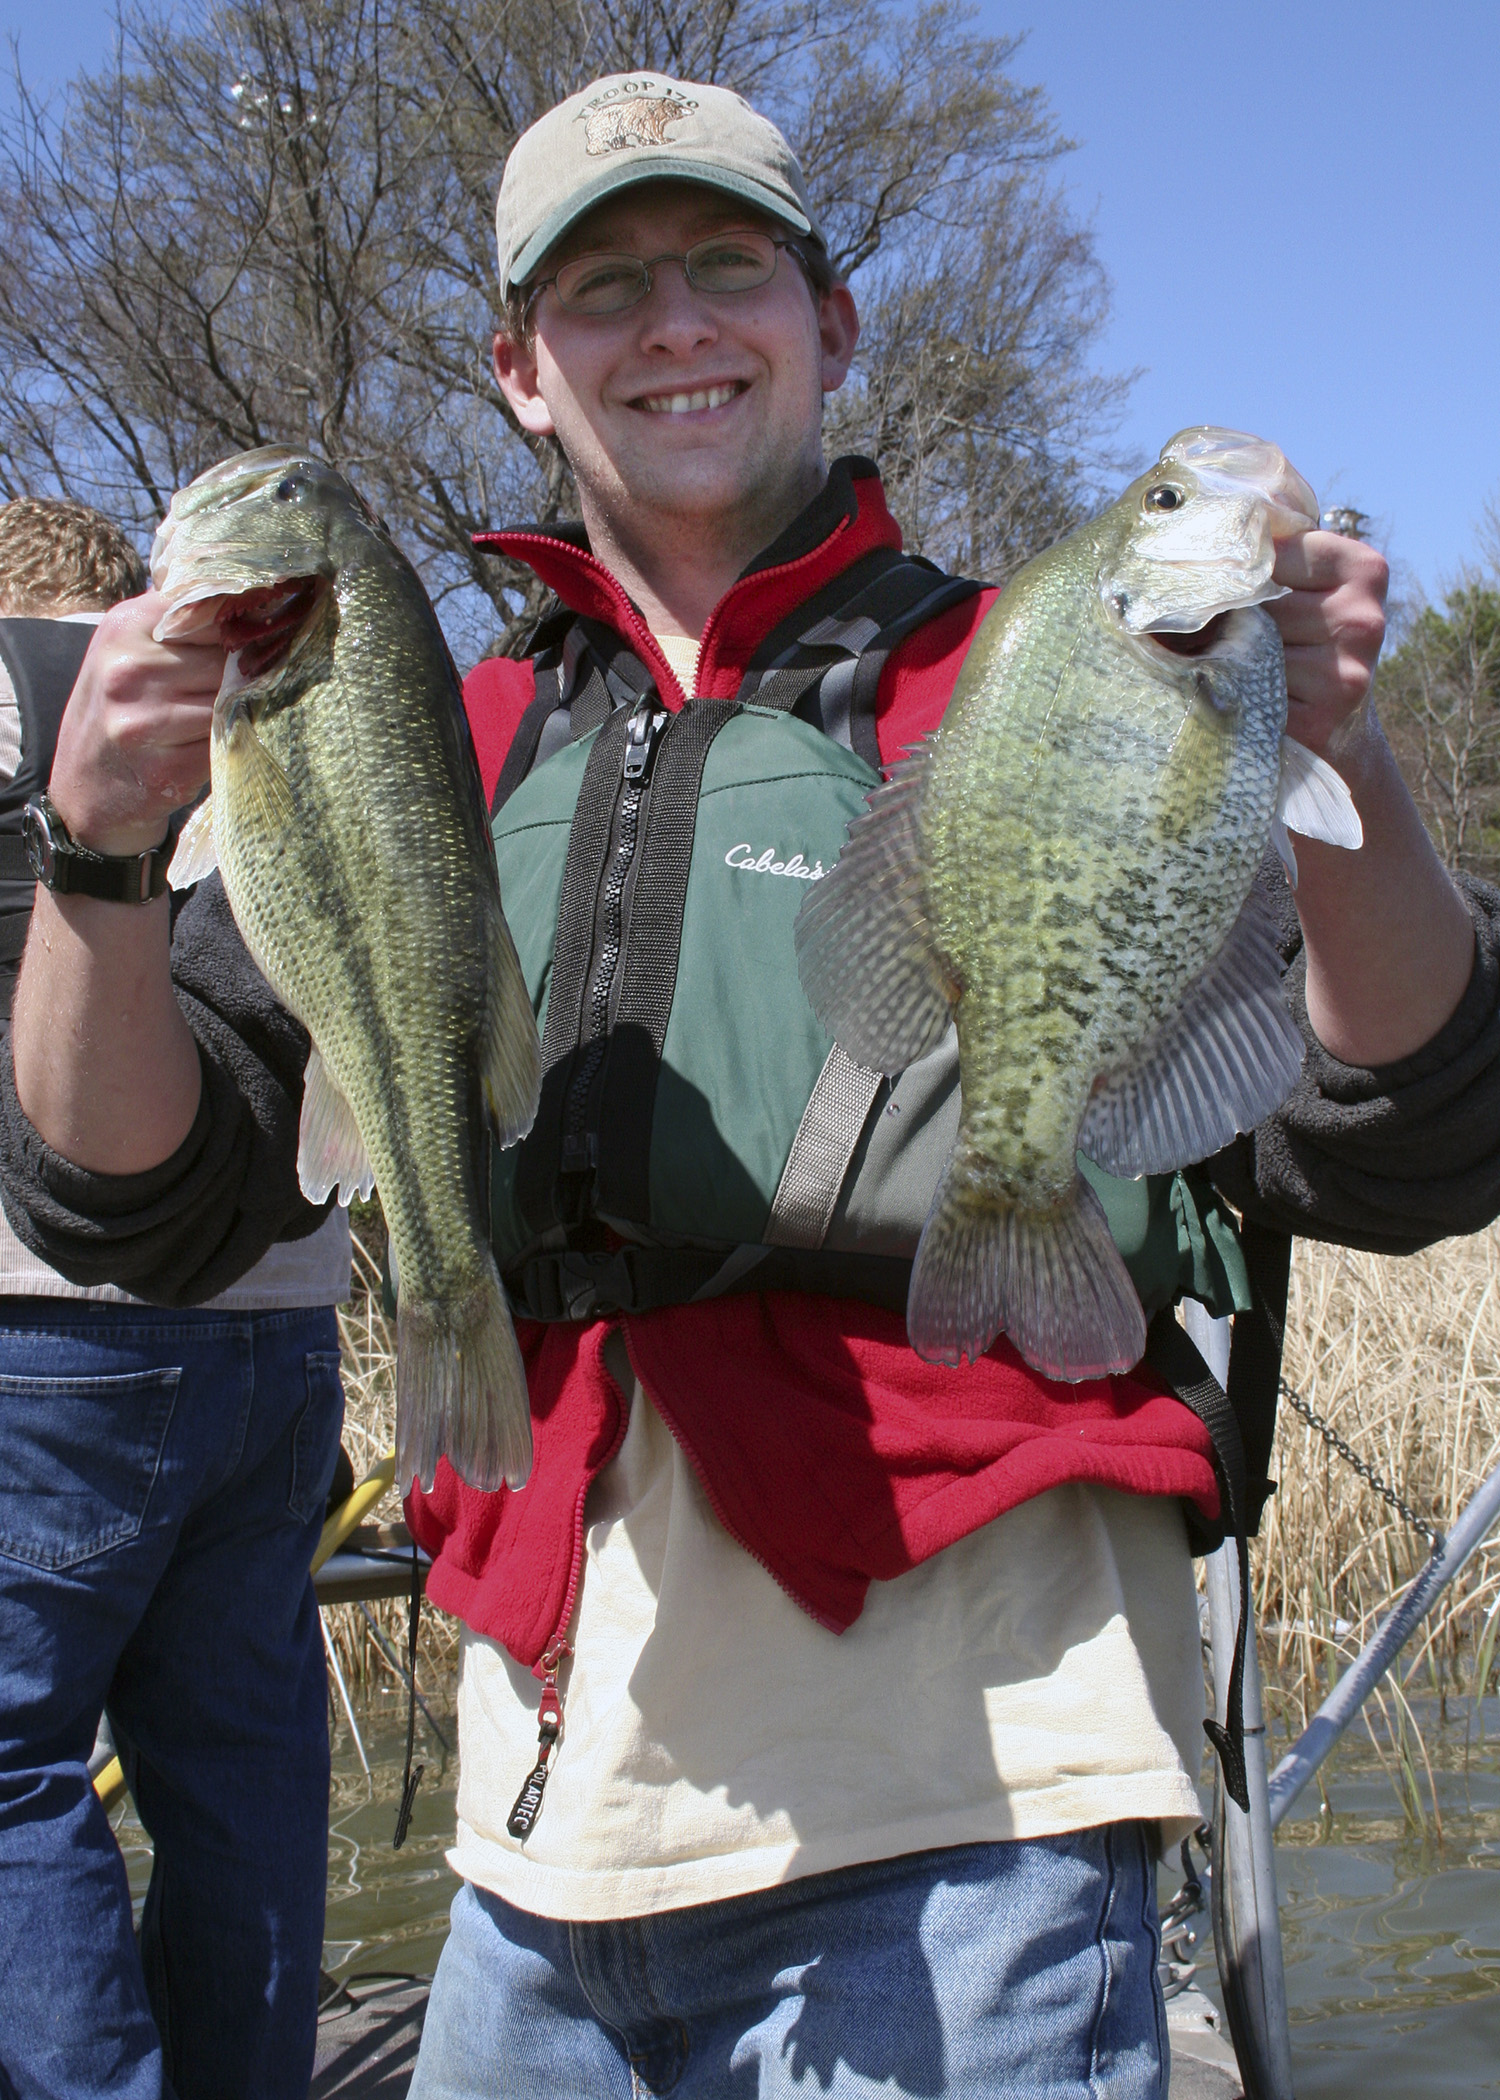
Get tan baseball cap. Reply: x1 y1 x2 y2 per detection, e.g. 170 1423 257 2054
496 73 822 295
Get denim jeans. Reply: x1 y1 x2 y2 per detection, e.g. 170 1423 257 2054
410 1824 1168 2099
0 1299 344 2100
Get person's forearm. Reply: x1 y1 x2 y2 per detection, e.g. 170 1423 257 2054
12 887 202 1174
1293 712 1474 1068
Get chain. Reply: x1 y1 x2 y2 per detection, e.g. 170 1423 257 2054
1278 1376 1444 1554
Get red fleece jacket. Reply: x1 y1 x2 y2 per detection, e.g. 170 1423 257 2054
406 466 1219 1671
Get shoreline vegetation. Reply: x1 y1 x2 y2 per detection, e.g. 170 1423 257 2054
328 1206 1500 1824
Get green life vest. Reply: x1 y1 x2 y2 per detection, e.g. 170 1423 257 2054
488 698 1251 1332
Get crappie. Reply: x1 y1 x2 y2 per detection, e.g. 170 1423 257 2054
152 447 541 1491
796 428 1361 1381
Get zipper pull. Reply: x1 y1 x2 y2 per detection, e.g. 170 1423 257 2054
506 1636 571 1841
622 698 666 783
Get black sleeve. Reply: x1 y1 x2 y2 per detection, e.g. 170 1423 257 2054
1210 854 1500 1255
0 874 330 1303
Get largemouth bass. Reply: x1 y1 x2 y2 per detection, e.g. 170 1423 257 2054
796 428 1362 1380
153 447 541 1491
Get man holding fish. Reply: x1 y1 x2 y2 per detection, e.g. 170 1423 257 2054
6 68 1500 2100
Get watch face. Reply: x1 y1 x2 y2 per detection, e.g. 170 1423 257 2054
21 801 55 885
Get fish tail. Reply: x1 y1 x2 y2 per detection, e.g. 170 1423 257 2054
396 1260 532 1493
908 1162 1146 1381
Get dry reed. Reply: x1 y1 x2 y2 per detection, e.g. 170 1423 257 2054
1256 1222 1500 1767
326 1207 1500 1790
324 1219 462 1692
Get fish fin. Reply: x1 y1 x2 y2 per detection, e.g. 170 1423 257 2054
1278 737 1363 851
481 920 542 1148
220 707 296 832
396 1259 532 1492
297 1045 375 1207
794 742 952 1073
167 795 217 889
1077 889 1305 1177
1272 815 1298 887
908 1162 1145 1380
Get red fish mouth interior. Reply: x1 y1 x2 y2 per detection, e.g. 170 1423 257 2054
1151 610 1234 658
216 576 323 679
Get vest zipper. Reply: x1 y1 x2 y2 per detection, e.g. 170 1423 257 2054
560 698 667 1180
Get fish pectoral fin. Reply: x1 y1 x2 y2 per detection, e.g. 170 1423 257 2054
167 795 217 890
297 1044 375 1207
794 740 952 1074
1077 888 1306 1178
907 1164 1145 1380
221 708 297 832
1277 737 1363 884
481 920 542 1148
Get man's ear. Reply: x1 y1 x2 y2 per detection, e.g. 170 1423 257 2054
818 285 860 398
493 331 557 438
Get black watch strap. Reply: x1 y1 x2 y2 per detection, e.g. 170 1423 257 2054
22 796 173 904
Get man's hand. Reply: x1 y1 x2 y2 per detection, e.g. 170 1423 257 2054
1267 529 1390 766
12 590 223 1176
47 590 225 857
1263 528 1475 1068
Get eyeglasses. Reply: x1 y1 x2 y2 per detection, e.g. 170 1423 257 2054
527 229 806 318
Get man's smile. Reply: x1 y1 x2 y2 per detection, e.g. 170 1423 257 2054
631 380 749 415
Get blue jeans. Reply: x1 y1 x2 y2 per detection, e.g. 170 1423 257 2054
410 1825 1168 2099
0 1300 344 2100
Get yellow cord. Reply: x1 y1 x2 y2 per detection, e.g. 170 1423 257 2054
91 1450 399 1809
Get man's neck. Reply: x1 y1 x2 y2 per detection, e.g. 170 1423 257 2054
579 460 829 638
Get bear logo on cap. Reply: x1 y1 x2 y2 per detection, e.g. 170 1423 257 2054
579 80 697 156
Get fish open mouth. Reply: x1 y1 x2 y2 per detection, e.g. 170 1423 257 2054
216 576 325 679
1150 609 1236 659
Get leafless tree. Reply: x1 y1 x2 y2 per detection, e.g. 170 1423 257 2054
1381 564 1500 881
0 0 1127 662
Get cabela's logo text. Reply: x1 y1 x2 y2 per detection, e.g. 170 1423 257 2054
724 843 827 882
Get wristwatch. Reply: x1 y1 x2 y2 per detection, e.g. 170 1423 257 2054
22 795 172 904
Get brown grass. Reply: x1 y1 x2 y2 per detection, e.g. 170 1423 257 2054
1256 1224 1500 1763
323 1223 462 1691
324 1211 1500 1789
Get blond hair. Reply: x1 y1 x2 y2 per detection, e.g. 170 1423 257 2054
0 497 147 616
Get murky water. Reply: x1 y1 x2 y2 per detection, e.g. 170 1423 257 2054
113 1677 1500 2093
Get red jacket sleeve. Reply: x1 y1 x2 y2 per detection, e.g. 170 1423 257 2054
463 655 538 808
873 585 1001 769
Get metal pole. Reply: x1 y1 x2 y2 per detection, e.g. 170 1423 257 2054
1267 1456 1500 1829
1185 1303 1296 2099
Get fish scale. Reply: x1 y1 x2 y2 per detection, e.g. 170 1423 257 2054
797 427 1343 1380
154 447 541 1492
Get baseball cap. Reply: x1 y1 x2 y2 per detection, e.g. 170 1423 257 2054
496 73 823 296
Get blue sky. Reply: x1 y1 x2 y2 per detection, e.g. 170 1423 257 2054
2 1 1495 602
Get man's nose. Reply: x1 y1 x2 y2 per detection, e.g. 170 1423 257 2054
636 260 720 353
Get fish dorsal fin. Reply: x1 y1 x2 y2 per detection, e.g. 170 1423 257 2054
297 1044 375 1206
481 919 542 1148
1077 888 1305 1178
794 742 953 1074
167 795 218 890
1272 736 1363 887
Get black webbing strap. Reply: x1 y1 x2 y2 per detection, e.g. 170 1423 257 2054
595 700 741 1221
734 545 911 698
490 659 565 815
839 575 982 771
1145 1310 1252 1812
392 1537 425 1849
502 1242 915 1323
515 705 640 1233
1229 1222 1293 1526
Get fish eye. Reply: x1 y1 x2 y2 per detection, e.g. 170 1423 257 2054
1144 484 1184 513
274 476 302 502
